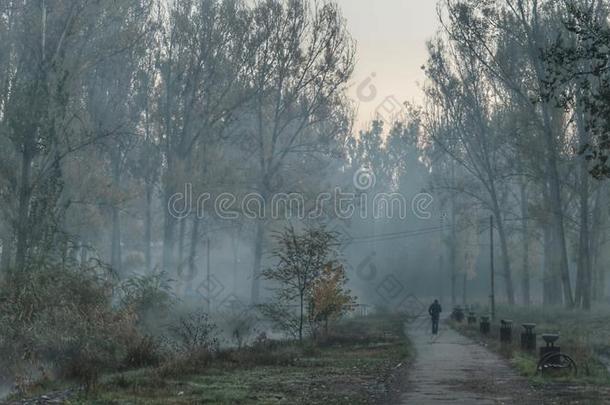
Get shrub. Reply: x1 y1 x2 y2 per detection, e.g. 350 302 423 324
156 348 214 378
215 344 299 368
257 303 302 340
121 335 164 370
0 263 138 392
167 312 219 354
217 308 260 349
300 343 321 357
119 272 175 335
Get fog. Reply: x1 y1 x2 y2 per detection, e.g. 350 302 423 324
1 0 610 401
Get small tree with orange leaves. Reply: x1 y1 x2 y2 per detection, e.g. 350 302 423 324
261 225 352 341
309 263 355 339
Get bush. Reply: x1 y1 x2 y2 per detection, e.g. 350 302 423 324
300 343 321 357
258 303 302 340
156 348 214 378
167 312 219 354
216 309 260 349
121 335 164 370
215 343 299 368
0 264 138 392
119 272 175 335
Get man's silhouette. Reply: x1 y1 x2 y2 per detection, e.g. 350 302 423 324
428 299 442 334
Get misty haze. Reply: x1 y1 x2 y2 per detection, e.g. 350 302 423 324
1 0 610 404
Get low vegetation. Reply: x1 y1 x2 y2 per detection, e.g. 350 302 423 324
452 305 610 402
8 313 410 404
0 234 410 404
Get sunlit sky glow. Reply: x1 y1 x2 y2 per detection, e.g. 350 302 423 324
334 0 441 132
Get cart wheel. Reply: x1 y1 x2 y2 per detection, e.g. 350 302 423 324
536 352 577 377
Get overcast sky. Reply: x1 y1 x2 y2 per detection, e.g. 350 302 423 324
334 0 441 131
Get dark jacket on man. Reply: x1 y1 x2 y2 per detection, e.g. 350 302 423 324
428 301 442 320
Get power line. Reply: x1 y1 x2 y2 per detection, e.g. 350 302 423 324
346 225 445 245
348 230 443 245
350 225 444 240
340 219 610 246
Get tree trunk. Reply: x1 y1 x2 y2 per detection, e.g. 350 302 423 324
111 206 122 273
462 272 467 306
110 151 122 274
577 108 593 309
545 136 573 307
187 215 200 283
496 215 515 305
524 14 574 307
177 217 186 278
542 223 551 306
15 143 33 272
231 230 240 294
578 166 592 310
79 239 89 266
69 240 80 266
591 185 605 302
542 220 562 306
489 181 515 305
162 48 175 276
0 235 12 273
298 290 304 342
144 180 153 273
575 246 584 305
520 181 530 306
162 179 177 275
250 220 264 304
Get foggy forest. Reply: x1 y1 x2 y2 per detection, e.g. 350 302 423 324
1 0 610 403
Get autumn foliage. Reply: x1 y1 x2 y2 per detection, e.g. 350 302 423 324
309 263 355 337
261 225 355 341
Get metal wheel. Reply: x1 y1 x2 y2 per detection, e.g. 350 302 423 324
536 352 577 377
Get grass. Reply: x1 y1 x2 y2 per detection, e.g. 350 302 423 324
56 313 411 405
451 304 610 403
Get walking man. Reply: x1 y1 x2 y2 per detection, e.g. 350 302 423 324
428 299 442 335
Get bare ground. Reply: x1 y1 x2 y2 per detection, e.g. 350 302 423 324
399 317 542 405
398 317 610 405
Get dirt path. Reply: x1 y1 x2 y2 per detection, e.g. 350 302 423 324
399 318 541 404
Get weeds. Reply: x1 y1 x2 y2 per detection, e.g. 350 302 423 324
452 305 610 384
73 313 412 405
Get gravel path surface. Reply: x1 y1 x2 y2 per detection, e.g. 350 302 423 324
399 319 541 405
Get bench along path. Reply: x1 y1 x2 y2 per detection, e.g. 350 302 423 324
399 318 541 404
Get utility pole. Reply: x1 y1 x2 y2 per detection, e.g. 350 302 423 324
450 161 457 306
439 214 445 303
207 237 211 313
490 215 495 321
439 254 444 304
